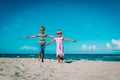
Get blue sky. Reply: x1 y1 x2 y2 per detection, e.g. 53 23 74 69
0 0 120 54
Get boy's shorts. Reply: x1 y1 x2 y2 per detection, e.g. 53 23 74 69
40 45 45 54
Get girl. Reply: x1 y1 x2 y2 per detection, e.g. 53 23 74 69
46 30 76 63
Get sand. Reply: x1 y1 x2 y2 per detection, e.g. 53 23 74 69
0 58 120 80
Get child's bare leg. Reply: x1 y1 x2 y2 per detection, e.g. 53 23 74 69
41 53 44 62
57 55 60 63
38 52 41 61
58 58 60 63
61 57 64 63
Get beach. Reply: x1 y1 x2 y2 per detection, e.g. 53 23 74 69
0 58 120 80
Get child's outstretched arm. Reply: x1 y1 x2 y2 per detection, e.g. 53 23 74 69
47 35 56 38
46 40 55 46
26 35 36 38
63 38 76 42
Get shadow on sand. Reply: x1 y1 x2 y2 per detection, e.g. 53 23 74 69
64 60 73 63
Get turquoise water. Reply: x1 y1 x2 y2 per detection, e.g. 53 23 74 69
0 53 120 62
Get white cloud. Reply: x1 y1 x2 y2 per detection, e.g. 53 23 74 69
106 43 111 49
19 46 38 51
111 39 120 50
81 44 96 51
81 44 87 50
92 45 96 50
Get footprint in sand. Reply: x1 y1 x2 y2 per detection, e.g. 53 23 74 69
0 73 6 76
14 72 21 77
0 68 3 71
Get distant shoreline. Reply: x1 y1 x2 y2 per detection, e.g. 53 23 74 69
0 54 120 61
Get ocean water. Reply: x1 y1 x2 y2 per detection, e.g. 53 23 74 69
0 53 120 62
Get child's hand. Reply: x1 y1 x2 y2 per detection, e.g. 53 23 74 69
26 36 29 38
73 40 76 42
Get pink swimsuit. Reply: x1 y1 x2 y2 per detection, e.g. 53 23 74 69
54 37 64 57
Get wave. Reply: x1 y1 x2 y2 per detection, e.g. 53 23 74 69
0 54 120 61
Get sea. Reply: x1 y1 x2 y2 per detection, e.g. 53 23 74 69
0 53 120 62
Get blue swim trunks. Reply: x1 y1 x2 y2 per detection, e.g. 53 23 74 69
39 45 45 54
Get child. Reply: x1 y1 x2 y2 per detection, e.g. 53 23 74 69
46 30 76 63
26 26 54 62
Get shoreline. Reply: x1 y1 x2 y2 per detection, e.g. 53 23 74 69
0 54 120 62
0 58 120 62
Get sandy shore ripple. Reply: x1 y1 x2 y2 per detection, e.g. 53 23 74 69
0 58 120 80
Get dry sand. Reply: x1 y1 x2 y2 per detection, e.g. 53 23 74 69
0 58 120 80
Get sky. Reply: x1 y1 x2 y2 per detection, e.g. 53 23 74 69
0 0 120 54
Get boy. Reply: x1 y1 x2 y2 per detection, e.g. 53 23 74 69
26 26 54 62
